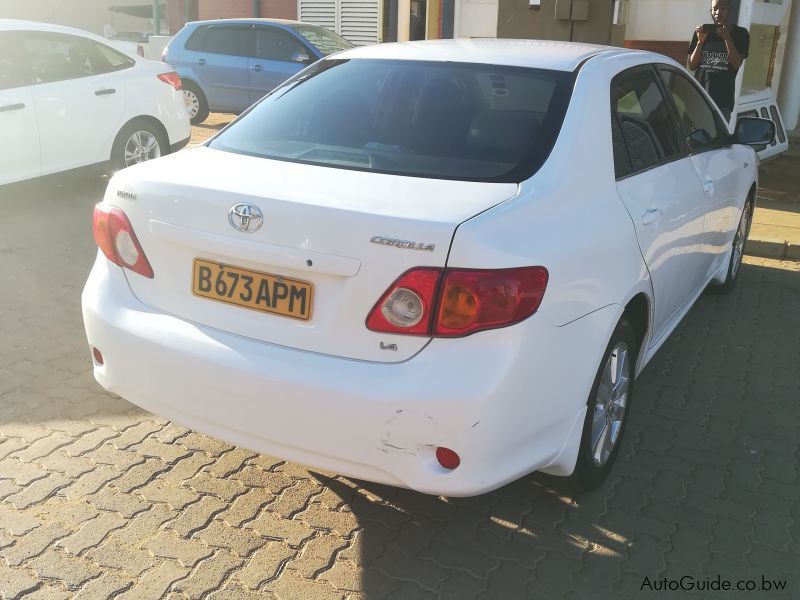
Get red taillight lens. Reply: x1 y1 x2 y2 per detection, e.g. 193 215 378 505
92 205 154 279
435 267 548 337
157 71 182 91
366 266 547 338
366 268 441 335
436 447 461 469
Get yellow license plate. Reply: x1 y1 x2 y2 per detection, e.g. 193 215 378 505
192 258 313 321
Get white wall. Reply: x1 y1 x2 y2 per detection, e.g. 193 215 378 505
626 0 710 41
454 0 498 38
0 0 152 36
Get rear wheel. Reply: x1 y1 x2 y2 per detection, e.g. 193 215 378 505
183 81 209 125
110 120 167 173
712 200 753 293
574 318 637 491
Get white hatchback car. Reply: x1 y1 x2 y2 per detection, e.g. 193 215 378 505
0 20 190 186
82 40 773 496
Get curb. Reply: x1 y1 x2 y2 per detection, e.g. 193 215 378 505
745 238 800 261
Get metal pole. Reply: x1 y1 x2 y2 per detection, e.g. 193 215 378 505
184 0 192 22
253 0 261 17
153 1 161 35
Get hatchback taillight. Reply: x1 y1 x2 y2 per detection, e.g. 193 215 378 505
157 71 182 91
366 266 548 337
93 205 154 278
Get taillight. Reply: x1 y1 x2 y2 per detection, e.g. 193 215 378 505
157 71 182 91
366 266 548 337
93 205 154 278
366 268 441 335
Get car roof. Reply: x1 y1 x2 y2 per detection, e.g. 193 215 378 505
331 38 633 71
186 18 305 27
0 18 91 34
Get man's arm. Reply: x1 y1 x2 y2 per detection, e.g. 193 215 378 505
688 27 706 70
718 24 744 70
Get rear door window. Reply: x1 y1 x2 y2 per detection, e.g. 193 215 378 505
186 25 250 57
611 66 683 176
254 27 309 62
657 66 724 154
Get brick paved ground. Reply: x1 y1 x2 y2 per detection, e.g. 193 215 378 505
1 172 799 599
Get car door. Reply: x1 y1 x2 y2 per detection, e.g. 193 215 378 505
24 31 129 175
185 24 251 112
0 31 41 184
657 66 743 277
611 65 709 342
248 26 310 105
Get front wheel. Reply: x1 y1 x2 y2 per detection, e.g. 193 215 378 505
110 120 166 173
574 318 638 491
712 200 753 293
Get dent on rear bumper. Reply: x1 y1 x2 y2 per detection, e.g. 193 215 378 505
82 255 618 496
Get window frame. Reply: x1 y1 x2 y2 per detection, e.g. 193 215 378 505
610 64 687 182
654 64 730 157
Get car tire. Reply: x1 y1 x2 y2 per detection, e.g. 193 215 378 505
574 318 638 491
110 119 167 174
183 81 209 125
711 199 753 294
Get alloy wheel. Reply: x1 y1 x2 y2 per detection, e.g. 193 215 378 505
124 131 161 167
590 341 630 467
731 203 752 279
184 89 199 119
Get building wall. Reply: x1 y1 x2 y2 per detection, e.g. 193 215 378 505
197 0 297 20
0 0 154 36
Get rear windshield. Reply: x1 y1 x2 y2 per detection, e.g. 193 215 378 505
209 59 574 182
290 25 353 55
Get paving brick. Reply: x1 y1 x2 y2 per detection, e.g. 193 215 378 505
117 561 190 600
0 437 26 461
112 458 168 493
234 541 296 589
267 480 325 519
437 571 486 600
665 526 712 571
601 510 675 542
130 438 192 465
177 432 233 457
21 585 71 600
74 572 133 600
0 502 41 535
684 494 757 524
57 512 128 556
109 422 163 450
2 522 71 566
152 423 190 445
318 558 363 592
0 458 49 486
84 538 158 578
373 548 449 590
231 465 294 492
5 472 71 509
296 504 359 538
136 478 200 511
35 451 96 479
575 548 624 591
219 488 273 528
196 520 265 557
184 471 246 502
173 549 244 598
0 562 41 599
750 510 793 552
171 495 227 537
709 517 753 561
85 443 145 470
61 465 122 500
62 428 120 457
264 569 346 600
621 534 668 576
87 488 150 518
478 560 536 600
287 534 349 578
157 453 215 486
142 530 215 567
529 551 582 598
0 479 22 500
385 582 436 599
206 448 258 478
28 547 102 590
7 432 74 464
207 583 279 600
247 512 317 547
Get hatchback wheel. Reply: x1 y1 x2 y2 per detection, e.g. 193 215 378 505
574 318 637 490
110 120 166 173
713 199 753 293
183 81 209 125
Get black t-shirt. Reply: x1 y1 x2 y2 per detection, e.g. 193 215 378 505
688 25 750 112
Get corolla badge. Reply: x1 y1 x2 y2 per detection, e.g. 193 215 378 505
229 203 264 233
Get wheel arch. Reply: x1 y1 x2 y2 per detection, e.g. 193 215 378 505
112 116 170 159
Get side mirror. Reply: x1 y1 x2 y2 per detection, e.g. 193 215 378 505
734 117 775 152
291 51 312 64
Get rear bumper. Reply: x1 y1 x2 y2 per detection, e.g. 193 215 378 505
81 255 617 496
170 136 191 153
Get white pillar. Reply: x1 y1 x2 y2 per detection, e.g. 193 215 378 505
398 0 411 41
778 0 800 130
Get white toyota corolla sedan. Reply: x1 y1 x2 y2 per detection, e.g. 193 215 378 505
0 20 190 186
82 40 773 496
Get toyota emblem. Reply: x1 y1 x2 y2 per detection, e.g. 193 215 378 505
229 203 263 233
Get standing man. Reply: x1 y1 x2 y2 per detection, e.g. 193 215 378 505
688 0 750 120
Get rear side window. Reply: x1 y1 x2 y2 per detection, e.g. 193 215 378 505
0 32 32 90
186 25 249 57
21 32 134 84
254 27 308 62
209 59 574 183
611 67 683 176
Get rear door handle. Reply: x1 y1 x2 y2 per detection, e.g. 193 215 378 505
641 208 662 225
0 103 25 112
95 88 116 96
703 178 714 195
250 64 263 72
196 58 206 66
